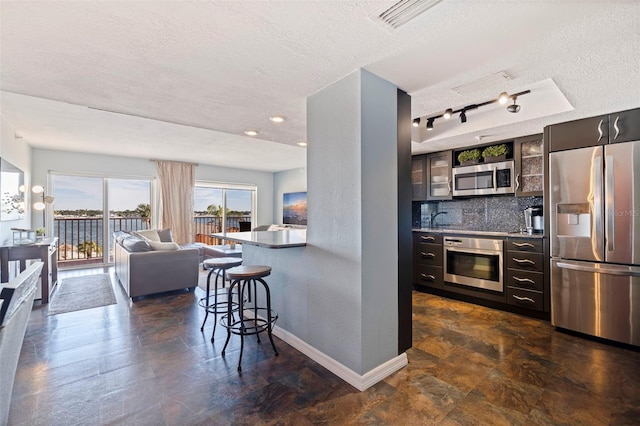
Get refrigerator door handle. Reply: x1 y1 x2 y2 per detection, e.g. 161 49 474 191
605 155 615 253
556 260 640 277
592 154 604 261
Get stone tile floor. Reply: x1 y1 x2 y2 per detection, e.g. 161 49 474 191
8 268 640 425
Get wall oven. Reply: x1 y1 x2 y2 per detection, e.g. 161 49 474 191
452 160 515 196
444 237 504 292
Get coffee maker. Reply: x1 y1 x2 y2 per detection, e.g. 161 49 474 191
524 206 544 234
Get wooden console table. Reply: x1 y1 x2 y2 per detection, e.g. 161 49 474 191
0 237 58 304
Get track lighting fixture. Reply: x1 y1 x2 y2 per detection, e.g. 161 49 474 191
506 97 521 113
417 89 531 131
426 118 434 131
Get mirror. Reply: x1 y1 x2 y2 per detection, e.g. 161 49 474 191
0 158 25 221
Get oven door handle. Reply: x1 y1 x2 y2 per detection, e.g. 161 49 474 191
445 246 503 257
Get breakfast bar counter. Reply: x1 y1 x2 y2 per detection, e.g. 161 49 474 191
212 229 306 249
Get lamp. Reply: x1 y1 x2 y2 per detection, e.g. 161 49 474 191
412 117 420 128
419 89 531 131
32 185 54 228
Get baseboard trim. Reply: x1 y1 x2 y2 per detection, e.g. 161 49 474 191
243 309 408 391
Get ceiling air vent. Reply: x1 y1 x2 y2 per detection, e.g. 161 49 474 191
373 0 445 30
452 71 512 96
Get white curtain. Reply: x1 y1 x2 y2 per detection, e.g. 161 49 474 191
154 160 195 244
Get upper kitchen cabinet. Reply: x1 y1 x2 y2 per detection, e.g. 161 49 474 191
548 114 609 152
547 107 640 152
514 134 543 196
609 108 640 144
426 151 452 201
411 155 427 201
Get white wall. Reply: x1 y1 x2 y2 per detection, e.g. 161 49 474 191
0 115 32 245
273 167 306 225
31 148 275 229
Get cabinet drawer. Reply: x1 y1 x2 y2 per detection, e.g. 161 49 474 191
507 238 542 253
413 264 443 289
507 251 544 272
413 233 442 245
506 287 544 311
505 269 543 292
414 243 443 266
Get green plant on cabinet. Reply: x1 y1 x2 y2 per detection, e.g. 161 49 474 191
457 149 481 163
482 144 508 158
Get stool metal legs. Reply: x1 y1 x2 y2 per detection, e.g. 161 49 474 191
199 267 238 342
221 277 278 371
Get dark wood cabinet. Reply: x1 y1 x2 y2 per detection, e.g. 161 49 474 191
548 114 609 152
413 232 443 289
609 108 640 144
548 108 640 152
425 151 452 201
513 134 543 196
505 237 545 312
411 155 427 201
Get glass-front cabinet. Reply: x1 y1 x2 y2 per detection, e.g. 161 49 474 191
514 134 543 197
426 151 452 201
411 155 427 201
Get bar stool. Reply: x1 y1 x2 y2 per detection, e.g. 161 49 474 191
221 265 278 371
199 257 243 342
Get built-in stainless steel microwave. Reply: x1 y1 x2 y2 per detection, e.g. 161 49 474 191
452 160 515 196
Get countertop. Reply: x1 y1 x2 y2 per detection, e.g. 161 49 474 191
412 228 544 238
212 229 307 248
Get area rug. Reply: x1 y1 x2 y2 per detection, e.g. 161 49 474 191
48 274 117 316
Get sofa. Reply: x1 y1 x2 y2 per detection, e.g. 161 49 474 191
113 229 200 300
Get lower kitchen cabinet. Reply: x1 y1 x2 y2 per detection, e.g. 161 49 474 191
413 233 443 289
506 237 545 312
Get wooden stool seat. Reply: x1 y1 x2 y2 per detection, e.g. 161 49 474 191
227 265 271 280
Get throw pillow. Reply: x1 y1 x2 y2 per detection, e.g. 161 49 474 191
122 236 152 252
148 241 180 251
157 228 173 242
133 229 161 242
113 230 131 245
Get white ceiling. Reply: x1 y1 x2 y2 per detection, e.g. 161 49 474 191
1 1 639 172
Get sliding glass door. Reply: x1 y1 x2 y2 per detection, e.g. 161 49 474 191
194 183 256 244
52 174 152 267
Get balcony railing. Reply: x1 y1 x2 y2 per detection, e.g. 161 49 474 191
54 215 251 267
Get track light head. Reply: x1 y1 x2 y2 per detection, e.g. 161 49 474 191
412 118 420 128
459 110 467 123
498 92 510 104
506 97 521 113
443 109 453 119
426 118 434 131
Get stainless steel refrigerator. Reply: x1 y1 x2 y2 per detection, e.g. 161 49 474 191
550 140 640 346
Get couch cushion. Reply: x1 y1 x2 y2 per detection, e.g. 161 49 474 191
148 241 180 251
157 228 173 242
122 236 152 252
133 229 161 242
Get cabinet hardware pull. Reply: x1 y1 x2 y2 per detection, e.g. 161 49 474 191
513 294 535 304
513 276 536 285
420 252 435 259
420 273 436 281
447 181 451 194
513 242 535 248
515 173 520 195
597 119 604 142
513 258 536 265
613 116 620 139
421 236 435 242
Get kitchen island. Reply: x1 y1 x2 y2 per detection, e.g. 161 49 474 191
212 229 306 248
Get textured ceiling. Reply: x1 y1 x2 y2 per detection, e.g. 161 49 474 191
1 1 639 171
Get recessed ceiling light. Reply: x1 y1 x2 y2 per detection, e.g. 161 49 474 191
296 141 308 147
269 116 286 123
244 130 258 136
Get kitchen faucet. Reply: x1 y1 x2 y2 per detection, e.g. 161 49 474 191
430 211 448 228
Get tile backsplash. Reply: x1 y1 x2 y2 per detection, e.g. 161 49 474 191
413 196 543 233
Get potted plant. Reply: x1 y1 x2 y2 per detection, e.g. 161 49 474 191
457 149 481 166
482 144 509 162
36 227 46 241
